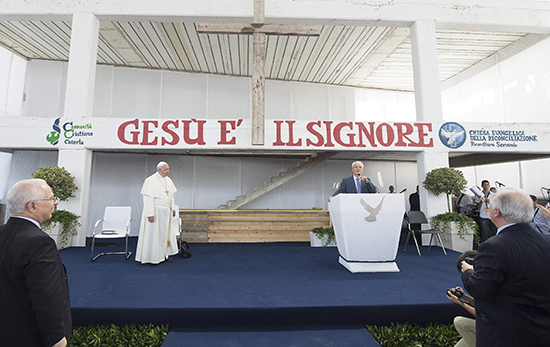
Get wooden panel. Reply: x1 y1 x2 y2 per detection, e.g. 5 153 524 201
209 221 329 231
208 231 311 243
178 209 329 243
178 236 208 243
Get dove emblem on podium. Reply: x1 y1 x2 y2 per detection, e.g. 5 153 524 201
360 196 385 222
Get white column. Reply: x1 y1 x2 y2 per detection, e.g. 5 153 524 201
58 13 98 246
63 12 99 118
410 19 448 225
57 149 92 247
410 18 443 122
416 151 449 218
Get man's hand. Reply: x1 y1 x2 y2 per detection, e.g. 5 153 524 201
446 289 461 305
53 337 67 347
327 196 332 202
148 216 155 223
173 210 176 217
360 176 369 182
461 260 474 272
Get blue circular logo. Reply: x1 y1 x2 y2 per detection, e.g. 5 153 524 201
439 122 466 149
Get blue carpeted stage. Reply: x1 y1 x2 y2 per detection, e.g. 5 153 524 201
62 238 466 346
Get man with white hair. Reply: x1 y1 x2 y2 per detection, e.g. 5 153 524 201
461 188 550 347
135 161 179 264
327 161 377 202
0 179 71 347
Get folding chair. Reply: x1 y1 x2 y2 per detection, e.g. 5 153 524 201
404 210 447 256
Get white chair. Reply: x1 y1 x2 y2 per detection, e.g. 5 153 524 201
91 206 132 262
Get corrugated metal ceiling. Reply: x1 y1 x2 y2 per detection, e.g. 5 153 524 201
0 20 527 91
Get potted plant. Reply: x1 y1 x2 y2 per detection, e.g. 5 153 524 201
32 166 80 249
422 167 478 252
309 226 336 247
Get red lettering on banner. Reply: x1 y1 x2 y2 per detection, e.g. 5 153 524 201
272 121 302 146
376 123 394 147
323 121 335 147
273 121 285 146
286 120 302 146
356 122 377 147
115 119 434 149
414 123 433 147
218 119 243 145
117 119 140 145
394 123 416 147
141 120 158 145
306 121 323 147
161 120 180 146
181 119 206 145
333 122 355 147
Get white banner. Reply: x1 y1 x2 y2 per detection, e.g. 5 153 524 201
1 117 548 153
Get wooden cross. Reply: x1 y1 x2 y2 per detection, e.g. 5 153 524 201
197 0 321 145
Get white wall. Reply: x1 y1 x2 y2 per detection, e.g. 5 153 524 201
442 36 550 123
0 49 26 118
16 58 417 121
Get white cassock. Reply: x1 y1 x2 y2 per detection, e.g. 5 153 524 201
135 172 179 264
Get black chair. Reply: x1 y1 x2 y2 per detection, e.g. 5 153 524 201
404 211 447 256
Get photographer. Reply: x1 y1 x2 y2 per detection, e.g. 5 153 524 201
447 250 476 347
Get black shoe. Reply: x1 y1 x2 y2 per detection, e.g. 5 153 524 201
165 256 174 262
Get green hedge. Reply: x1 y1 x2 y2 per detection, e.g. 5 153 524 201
366 323 461 347
69 324 169 347
68 322 460 346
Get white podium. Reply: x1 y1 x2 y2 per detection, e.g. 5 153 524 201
329 194 405 273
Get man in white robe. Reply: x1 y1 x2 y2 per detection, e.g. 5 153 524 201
135 161 179 264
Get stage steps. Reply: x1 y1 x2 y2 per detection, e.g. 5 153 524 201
179 209 331 243
161 325 381 347
217 151 336 210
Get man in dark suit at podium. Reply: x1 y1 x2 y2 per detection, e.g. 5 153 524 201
328 161 377 202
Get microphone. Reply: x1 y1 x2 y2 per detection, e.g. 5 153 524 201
399 188 407 194
495 181 506 187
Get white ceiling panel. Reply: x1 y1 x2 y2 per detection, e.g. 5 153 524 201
0 19 533 92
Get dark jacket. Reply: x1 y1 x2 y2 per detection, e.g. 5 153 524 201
332 175 377 196
409 192 420 211
461 223 550 347
0 217 72 346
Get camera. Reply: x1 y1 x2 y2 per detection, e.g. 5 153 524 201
464 257 474 266
447 288 464 298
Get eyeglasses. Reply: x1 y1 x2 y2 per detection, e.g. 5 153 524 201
35 196 58 202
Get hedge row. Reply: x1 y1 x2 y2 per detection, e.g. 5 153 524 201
67 322 460 347
366 322 461 347
68 324 169 347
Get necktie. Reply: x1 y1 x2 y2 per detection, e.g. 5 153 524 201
356 178 361 193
